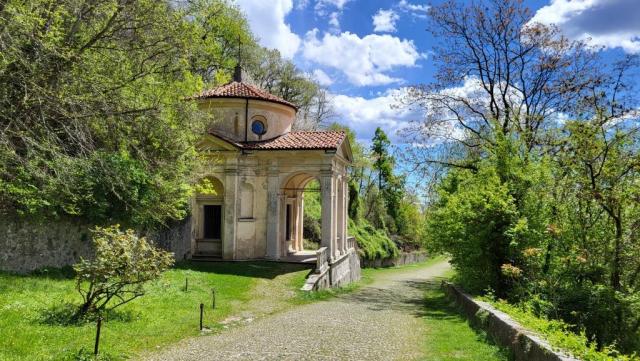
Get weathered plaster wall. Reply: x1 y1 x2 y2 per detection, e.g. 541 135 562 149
235 168 268 259
200 98 296 142
0 218 93 273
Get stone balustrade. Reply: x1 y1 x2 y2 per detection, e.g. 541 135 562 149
347 236 356 251
316 247 329 274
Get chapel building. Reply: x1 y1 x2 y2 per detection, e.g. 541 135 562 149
187 69 359 288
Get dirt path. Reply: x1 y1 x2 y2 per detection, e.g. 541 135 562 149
141 260 479 361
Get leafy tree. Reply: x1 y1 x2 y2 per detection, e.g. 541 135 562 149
412 0 640 352
74 225 174 318
400 0 601 172
371 127 406 233
395 193 425 248
0 0 253 225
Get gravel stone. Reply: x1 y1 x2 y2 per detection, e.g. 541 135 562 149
141 260 451 361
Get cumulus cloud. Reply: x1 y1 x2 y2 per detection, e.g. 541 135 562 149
331 89 420 142
301 29 423 86
315 0 351 11
311 69 334 86
235 0 300 58
328 12 341 33
373 9 400 33
530 0 640 53
398 0 430 18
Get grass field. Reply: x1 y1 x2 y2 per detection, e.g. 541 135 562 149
0 261 312 361
420 286 509 361
1 257 510 361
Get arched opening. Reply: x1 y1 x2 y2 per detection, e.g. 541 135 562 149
194 176 224 258
281 172 321 259
302 179 321 250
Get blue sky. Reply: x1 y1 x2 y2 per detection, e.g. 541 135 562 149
234 0 640 145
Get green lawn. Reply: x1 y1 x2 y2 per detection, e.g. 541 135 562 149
0 261 312 361
420 286 509 361
1 257 510 361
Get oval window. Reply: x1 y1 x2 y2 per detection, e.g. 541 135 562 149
251 119 266 135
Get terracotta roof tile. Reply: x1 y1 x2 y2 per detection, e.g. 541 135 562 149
209 130 346 151
192 81 297 110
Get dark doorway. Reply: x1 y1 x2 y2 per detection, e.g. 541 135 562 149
286 204 292 241
203 205 222 239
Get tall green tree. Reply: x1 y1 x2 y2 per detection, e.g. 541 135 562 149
0 0 253 225
371 127 405 233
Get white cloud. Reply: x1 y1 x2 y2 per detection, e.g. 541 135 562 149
235 0 300 58
373 9 400 33
295 0 311 10
530 0 640 53
301 29 423 86
314 0 351 31
331 89 419 142
398 0 430 18
311 69 334 86
328 12 341 33
315 0 351 10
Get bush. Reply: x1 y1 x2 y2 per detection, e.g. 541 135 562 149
74 225 174 318
349 219 400 260
483 298 638 361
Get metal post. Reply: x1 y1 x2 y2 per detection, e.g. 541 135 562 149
185 277 188 292
199 303 204 330
212 289 216 309
94 317 102 356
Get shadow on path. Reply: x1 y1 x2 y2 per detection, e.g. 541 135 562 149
174 260 313 279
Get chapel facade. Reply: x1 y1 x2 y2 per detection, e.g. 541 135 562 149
187 69 360 288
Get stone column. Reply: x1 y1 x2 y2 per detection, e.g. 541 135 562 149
331 175 339 258
296 191 304 251
343 178 349 251
336 177 345 255
223 160 238 260
320 170 335 259
265 162 280 260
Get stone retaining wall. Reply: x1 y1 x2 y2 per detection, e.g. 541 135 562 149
360 250 428 268
0 218 93 273
442 282 580 361
0 217 190 274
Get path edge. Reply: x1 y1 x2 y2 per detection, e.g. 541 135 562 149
441 281 580 361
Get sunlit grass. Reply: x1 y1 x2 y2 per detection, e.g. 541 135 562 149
0 261 311 361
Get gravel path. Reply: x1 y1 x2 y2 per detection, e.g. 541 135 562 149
142 260 451 361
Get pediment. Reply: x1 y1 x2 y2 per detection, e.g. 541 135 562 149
197 134 241 152
336 137 353 163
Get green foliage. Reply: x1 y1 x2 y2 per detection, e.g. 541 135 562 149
395 195 426 249
0 0 252 225
347 179 361 220
61 349 115 361
483 298 638 361
370 127 406 233
349 219 400 260
74 226 174 318
302 180 322 244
